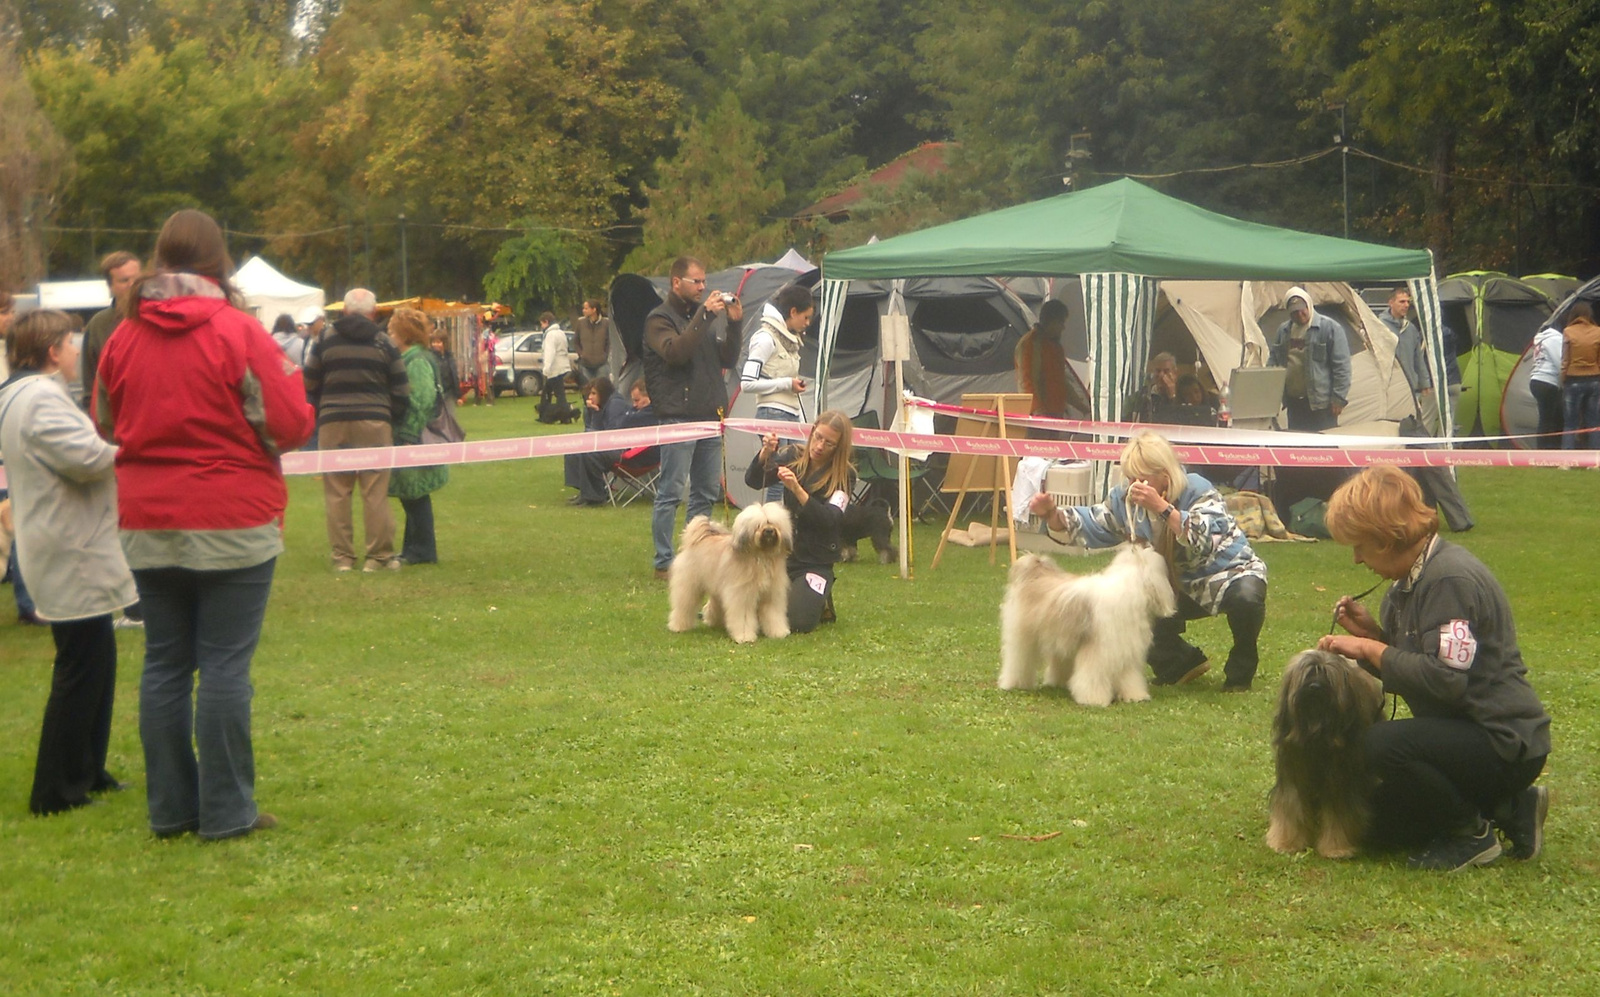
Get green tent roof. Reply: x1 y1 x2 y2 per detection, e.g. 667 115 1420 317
822 178 1432 281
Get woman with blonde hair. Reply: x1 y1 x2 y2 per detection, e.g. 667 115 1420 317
387 308 448 564
1029 430 1267 690
1322 466 1549 870
745 409 854 632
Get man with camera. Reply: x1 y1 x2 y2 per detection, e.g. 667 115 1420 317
643 256 743 579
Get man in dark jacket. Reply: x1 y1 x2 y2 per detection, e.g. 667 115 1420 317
302 288 410 571
644 256 742 578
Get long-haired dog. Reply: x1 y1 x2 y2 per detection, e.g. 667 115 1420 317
998 546 1178 706
668 502 794 644
1267 649 1386 858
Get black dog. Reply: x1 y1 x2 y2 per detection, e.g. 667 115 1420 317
840 499 897 564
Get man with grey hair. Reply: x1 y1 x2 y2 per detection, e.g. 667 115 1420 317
303 288 410 571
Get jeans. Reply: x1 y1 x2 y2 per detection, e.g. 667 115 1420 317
652 427 724 570
31 615 118 814
755 406 801 502
399 495 437 563
1363 717 1546 848
1531 379 1564 449
135 559 275 839
8 542 34 617
1562 376 1600 450
1148 575 1267 688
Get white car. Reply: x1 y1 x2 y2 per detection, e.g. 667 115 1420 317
493 329 579 396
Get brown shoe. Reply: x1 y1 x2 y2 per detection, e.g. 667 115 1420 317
251 812 279 832
654 569 670 582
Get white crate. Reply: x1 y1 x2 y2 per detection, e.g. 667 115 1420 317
1016 462 1094 554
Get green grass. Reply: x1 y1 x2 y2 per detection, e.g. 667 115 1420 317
2 395 1597 995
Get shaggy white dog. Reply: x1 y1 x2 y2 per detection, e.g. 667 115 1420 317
668 503 794 643
998 546 1178 706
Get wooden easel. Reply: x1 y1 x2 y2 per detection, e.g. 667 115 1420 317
930 392 1027 569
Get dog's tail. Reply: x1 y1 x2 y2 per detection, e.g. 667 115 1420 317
681 515 731 548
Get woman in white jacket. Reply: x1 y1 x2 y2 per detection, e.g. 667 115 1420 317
740 284 814 502
0 310 137 814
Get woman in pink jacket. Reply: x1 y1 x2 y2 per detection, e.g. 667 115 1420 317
97 209 315 840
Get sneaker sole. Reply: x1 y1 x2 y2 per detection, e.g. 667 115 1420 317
1176 662 1211 685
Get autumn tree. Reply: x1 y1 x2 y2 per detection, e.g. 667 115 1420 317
0 32 70 287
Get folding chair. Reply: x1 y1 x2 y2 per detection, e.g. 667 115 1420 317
848 411 946 521
607 447 661 507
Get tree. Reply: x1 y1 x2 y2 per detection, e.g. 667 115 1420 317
622 92 787 273
0 33 70 287
482 224 582 317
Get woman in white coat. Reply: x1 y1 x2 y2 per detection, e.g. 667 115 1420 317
0 310 138 814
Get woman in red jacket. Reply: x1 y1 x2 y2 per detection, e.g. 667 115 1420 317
97 209 315 840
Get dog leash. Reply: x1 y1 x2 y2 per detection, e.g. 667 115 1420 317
1328 578 1398 720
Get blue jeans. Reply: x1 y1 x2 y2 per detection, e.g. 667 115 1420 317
755 406 801 503
8 542 34 617
652 427 724 570
1562 377 1600 450
400 495 437 564
135 559 275 839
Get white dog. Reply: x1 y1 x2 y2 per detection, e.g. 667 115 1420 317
998 546 1178 706
668 503 794 643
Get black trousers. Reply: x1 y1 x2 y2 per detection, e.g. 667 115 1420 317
399 495 437 564
1363 716 1546 848
1532 379 1564 449
787 564 836 634
1148 576 1266 687
31 614 119 815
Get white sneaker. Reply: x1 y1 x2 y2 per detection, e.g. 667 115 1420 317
113 616 144 630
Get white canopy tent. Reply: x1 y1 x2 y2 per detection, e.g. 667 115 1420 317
235 256 325 328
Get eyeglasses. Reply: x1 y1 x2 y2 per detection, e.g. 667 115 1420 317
812 435 839 452
680 277 707 286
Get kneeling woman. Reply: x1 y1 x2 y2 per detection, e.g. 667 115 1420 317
745 410 853 632
1322 466 1549 870
1028 431 1267 690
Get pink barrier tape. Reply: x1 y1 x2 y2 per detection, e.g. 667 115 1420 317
6 418 1594 490
900 397 1528 450
720 418 1600 469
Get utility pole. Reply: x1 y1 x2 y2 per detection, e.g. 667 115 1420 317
1334 103 1350 239
398 212 409 298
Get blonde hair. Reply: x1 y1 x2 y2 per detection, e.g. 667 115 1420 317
1326 466 1438 552
389 307 431 348
790 409 855 498
1120 431 1187 503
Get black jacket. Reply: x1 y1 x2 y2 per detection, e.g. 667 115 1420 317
745 444 846 568
642 291 741 420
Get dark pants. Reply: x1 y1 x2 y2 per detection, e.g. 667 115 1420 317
1148 576 1266 687
135 559 275 839
1284 398 1338 433
1531 379 1564 449
540 375 572 422
1562 375 1600 449
1363 717 1546 848
564 451 620 504
787 564 836 634
400 495 437 564
31 615 119 814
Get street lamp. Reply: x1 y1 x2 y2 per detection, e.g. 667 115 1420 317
398 212 409 298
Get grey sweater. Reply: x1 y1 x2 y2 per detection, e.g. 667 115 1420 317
1379 539 1550 763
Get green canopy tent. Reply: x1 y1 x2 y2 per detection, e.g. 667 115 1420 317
817 178 1444 446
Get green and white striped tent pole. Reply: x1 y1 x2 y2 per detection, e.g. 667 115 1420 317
1407 262 1455 440
1081 272 1161 496
815 277 850 411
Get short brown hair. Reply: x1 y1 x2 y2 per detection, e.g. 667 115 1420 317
1326 466 1438 552
100 250 139 281
670 256 704 280
388 307 432 348
6 309 75 371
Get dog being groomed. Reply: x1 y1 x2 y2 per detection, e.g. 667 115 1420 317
1266 649 1386 859
997 546 1178 707
667 503 794 644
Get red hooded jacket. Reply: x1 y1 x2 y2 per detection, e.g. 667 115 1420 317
96 274 316 531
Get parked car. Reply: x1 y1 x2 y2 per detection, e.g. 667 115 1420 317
493 328 580 397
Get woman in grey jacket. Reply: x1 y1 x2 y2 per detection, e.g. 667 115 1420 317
1323 466 1550 870
0 311 138 814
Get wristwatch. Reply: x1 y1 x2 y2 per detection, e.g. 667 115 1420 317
1163 504 1178 518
